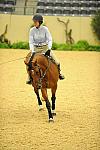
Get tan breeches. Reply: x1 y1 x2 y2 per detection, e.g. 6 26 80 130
24 45 60 66
50 50 59 65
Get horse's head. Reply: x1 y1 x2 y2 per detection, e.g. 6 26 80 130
30 54 50 89
31 59 43 89
31 59 42 77
31 54 48 74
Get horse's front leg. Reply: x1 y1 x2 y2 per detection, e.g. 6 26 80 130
51 94 56 116
34 88 43 111
51 85 57 116
41 88 53 122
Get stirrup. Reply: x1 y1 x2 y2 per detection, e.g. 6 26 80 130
59 74 65 80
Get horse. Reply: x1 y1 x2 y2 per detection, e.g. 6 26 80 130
25 52 59 122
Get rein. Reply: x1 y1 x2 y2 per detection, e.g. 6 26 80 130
0 57 25 66
38 58 50 89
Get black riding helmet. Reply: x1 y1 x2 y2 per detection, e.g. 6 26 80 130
32 14 43 25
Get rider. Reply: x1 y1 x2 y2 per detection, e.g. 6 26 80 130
25 14 65 84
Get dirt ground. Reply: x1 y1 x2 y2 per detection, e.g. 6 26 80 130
0 49 100 150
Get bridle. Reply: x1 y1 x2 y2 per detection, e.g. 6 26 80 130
31 58 50 89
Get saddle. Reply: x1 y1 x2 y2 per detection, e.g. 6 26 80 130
44 50 56 64
26 50 55 71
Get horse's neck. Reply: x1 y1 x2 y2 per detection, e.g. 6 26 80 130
37 55 49 70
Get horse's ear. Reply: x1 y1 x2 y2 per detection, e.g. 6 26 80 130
32 60 37 66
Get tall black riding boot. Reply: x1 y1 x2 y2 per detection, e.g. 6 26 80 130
26 74 32 84
26 52 35 85
57 64 65 80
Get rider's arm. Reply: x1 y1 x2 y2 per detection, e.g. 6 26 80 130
29 28 35 53
45 27 52 50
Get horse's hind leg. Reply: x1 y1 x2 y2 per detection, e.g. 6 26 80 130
41 88 53 121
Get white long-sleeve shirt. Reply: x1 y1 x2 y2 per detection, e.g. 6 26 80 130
29 26 52 53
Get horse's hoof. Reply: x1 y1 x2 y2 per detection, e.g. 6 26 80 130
49 118 54 123
39 105 43 111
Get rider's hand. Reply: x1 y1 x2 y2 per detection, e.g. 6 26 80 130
45 49 51 56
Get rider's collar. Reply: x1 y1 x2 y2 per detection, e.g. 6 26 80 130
36 25 42 29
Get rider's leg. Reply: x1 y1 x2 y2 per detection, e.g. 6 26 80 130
24 52 32 84
25 52 36 84
26 65 32 84
50 50 65 80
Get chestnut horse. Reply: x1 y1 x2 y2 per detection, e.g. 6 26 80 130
27 53 59 122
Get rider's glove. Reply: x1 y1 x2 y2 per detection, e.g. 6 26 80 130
45 49 51 56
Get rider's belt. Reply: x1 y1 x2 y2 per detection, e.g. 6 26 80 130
34 44 47 47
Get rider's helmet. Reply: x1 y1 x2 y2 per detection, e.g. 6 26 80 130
32 14 43 25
